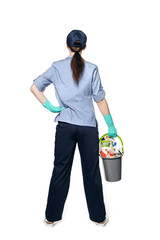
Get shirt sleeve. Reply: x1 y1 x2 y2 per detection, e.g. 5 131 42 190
33 64 56 93
91 66 106 102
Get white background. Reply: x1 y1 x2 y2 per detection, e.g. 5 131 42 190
0 0 160 239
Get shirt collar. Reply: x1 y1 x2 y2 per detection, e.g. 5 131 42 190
66 55 73 59
66 55 85 61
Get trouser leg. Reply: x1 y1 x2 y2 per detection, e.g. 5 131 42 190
45 122 77 221
77 125 106 222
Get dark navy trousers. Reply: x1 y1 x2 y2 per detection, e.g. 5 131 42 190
45 121 106 222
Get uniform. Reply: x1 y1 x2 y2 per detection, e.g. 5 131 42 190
33 55 106 127
33 55 106 222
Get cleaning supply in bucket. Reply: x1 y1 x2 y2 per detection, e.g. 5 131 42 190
99 134 124 182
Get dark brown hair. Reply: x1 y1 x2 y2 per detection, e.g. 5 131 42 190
68 41 85 85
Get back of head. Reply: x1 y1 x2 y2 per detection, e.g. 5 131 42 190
66 30 87 84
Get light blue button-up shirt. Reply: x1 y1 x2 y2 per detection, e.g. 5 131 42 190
33 55 106 127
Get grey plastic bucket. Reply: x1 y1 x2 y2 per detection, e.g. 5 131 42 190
99 133 124 182
101 155 122 182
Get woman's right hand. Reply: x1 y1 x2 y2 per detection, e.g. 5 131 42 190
108 125 117 138
103 113 117 138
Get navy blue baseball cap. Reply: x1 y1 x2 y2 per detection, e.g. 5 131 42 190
67 30 87 49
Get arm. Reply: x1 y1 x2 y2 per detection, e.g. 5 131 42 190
96 98 117 137
96 98 110 116
91 65 117 137
30 83 65 113
30 83 47 104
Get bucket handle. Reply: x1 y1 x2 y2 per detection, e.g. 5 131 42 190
99 133 124 155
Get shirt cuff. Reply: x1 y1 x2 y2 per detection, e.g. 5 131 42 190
93 90 106 102
33 75 45 92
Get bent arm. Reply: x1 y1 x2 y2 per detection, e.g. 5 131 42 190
96 98 110 116
30 83 47 104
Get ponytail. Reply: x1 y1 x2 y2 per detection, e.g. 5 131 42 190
69 41 85 84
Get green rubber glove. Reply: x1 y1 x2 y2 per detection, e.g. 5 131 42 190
103 113 117 138
43 99 66 113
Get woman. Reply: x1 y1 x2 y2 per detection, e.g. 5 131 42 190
30 30 117 227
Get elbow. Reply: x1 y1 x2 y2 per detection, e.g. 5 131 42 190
30 83 36 92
